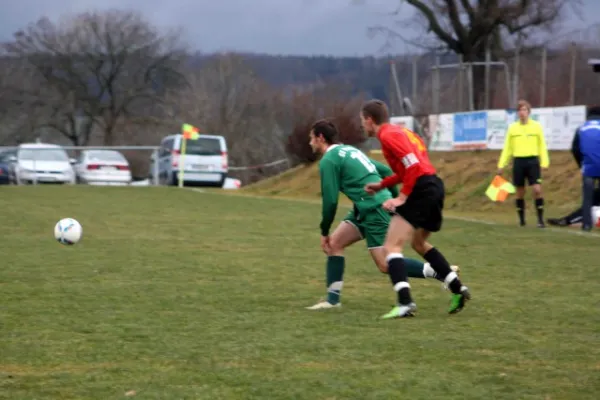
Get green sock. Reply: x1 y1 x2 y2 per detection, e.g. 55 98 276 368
326 256 345 305
403 257 427 279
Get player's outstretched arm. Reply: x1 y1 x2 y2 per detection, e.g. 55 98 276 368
371 158 400 198
319 159 341 236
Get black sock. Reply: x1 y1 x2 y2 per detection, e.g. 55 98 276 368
535 198 544 223
387 254 412 305
516 199 525 225
424 248 462 294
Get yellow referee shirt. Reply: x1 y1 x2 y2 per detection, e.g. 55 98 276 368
497 119 550 169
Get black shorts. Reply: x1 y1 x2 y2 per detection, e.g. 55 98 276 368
393 175 444 232
513 157 541 187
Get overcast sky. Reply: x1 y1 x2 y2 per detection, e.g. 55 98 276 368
0 0 598 56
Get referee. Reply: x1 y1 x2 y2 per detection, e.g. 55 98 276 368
497 99 550 228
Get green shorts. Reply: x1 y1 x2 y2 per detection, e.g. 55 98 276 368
343 207 390 249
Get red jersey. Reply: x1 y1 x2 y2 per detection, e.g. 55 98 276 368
377 123 436 196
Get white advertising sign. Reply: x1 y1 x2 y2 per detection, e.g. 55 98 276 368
390 116 415 131
544 106 586 150
428 113 454 151
486 110 514 150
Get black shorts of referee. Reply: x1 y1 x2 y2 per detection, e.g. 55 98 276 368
512 156 542 187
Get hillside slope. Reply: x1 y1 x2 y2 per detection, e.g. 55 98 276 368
243 151 582 218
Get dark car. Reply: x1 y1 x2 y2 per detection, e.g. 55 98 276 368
0 150 16 184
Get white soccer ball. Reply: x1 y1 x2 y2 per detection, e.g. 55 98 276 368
54 218 83 245
592 206 600 228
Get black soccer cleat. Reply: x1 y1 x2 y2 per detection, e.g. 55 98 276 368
547 218 567 227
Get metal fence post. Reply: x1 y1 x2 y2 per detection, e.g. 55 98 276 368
152 149 160 186
33 157 37 185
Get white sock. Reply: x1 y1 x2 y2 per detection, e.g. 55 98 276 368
423 262 437 278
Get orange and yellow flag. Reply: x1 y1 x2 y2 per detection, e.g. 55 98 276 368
182 123 200 140
485 175 516 202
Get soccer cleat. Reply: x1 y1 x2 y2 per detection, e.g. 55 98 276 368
305 300 341 310
547 217 568 227
380 303 417 319
537 221 546 228
448 286 471 314
442 265 461 290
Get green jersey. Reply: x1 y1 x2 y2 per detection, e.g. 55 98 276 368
319 144 399 236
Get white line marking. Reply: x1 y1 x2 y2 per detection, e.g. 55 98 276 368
448 216 497 226
187 188 600 238
447 214 600 237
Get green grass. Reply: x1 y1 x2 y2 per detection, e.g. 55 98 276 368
1 186 599 400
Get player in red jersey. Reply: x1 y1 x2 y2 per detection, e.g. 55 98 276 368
360 99 471 319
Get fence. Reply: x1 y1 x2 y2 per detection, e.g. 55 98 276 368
388 23 600 116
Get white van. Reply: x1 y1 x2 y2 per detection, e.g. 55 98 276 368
150 134 228 186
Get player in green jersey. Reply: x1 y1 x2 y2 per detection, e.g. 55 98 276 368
306 119 459 310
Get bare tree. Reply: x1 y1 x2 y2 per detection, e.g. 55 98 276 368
165 54 288 184
369 0 580 109
0 57 52 144
2 9 188 145
285 82 367 163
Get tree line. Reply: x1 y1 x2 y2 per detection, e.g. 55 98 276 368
0 3 596 182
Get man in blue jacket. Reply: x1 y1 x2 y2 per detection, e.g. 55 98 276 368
571 106 600 231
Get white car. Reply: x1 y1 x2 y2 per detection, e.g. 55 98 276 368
10 143 76 184
74 150 132 185
149 134 228 187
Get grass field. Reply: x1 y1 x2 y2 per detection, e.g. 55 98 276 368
1 186 599 400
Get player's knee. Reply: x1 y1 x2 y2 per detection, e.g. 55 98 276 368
328 237 345 254
411 240 427 255
375 260 388 273
383 243 402 255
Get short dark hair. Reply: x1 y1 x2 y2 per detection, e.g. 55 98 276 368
311 119 338 145
517 99 531 111
361 99 390 125
587 105 600 119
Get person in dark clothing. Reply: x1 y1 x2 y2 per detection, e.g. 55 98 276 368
546 189 600 227
547 106 600 229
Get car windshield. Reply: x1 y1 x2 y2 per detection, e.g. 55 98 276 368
19 148 69 162
0 151 15 162
86 151 126 162
184 138 222 156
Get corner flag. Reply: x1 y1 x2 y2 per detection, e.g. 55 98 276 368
485 175 516 202
178 123 201 188
182 123 200 140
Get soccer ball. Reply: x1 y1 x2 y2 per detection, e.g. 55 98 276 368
54 218 82 245
592 206 600 228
